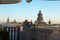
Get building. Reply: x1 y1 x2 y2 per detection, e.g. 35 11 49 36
1 18 23 40
7 17 9 23
23 19 33 30
23 10 60 40
35 10 51 28
2 23 22 40
23 19 34 40
36 10 47 26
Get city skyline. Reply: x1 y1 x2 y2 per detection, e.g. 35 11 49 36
0 0 60 24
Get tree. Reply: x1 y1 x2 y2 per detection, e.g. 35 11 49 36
0 28 9 40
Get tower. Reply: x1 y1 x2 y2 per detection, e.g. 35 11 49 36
48 20 51 26
36 10 47 26
7 17 9 23
13 19 16 23
37 10 43 24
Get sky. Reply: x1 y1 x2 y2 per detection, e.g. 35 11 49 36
0 0 60 24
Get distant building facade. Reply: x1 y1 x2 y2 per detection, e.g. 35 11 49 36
23 19 33 30
23 10 60 40
1 18 23 40
1 10 60 40
2 23 22 40
37 10 47 26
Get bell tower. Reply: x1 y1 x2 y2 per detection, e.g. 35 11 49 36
37 10 43 24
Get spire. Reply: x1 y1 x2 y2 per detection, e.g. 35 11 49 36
37 10 43 22
13 19 16 23
48 20 51 26
48 20 51 24
39 10 41 13
38 10 42 15
30 20 33 24
7 17 9 23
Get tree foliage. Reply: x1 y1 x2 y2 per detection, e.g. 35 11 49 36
0 28 9 40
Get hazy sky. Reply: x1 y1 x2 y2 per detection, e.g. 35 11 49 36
0 0 60 24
